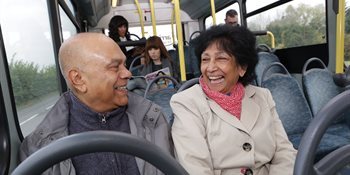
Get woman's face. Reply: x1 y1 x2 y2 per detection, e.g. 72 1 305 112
148 48 161 61
200 43 246 94
117 25 127 37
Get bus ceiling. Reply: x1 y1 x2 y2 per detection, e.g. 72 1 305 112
71 0 235 28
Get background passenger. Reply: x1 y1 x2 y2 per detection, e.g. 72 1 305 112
19 33 172 175
170 25 296 175
108 15 136 68
225 9 239 26
141 36 179 81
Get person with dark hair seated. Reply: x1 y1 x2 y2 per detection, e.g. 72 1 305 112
108 15 142 69
170 25 296 175
141 36 179 81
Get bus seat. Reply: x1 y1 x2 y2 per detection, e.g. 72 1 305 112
261 62 349 161
302 57 350 139
143 75 180 125
130 64 144 76
129 55 143 73
256 44 274 53
127 76 147 97
255 52 282 86
173 43 200 80
302 57 343 116
177 77 199 92
333 65 350 87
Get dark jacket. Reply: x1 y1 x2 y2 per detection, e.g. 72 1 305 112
19 92 172 175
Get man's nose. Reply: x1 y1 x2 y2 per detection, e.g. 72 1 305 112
121 65 132 79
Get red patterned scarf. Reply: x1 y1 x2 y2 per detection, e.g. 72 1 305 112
199 77 245 120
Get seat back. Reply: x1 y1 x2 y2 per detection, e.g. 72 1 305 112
177 77 199 92
144 75 180 125
302 57 343 117
261 62 313 136
127 76 147 97
255 52 283 86
129 55 144 76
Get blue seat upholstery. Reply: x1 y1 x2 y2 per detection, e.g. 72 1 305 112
144 75 179 125
302 57 343 116
262 63 312 137
255 52 282 86
177 77 199 92
173 42 201 80
302 57 350 139
127 76 147 97
262 62 350 161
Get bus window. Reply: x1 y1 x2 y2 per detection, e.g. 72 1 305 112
245 0 279 13
345 0 350 66
130 24 177 50
247 0 326 49
0 0 60 137
104 24 178 50
59 2 78 41
204 3 240 29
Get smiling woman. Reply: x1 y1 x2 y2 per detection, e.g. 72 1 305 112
170 25 297 175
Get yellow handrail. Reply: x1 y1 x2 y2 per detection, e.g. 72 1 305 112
134 0 145 38
171 8 175 45
210 0 216 25
173 0 186 81
336 0 345 73
266 31 275 49
149 0 157 36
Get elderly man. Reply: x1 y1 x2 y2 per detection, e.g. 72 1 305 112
225 9 239 26
19 33 172 175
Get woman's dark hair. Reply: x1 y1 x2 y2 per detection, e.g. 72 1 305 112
108 15 130 42
144 36 172 65
193 25 258 86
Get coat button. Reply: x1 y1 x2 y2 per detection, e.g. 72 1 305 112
242 143 252 152
154 107 159 112
149 117 154 122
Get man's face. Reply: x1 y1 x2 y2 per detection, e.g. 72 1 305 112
225 15 238 26
81 40 131 112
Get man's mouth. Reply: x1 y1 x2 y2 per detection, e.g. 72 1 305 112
114 86 128 90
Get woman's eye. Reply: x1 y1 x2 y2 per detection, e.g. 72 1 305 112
201 58 209 62
217 57 229 61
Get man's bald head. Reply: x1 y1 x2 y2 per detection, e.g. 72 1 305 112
58 33 125 87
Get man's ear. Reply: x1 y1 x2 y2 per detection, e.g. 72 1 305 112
68 69 87 93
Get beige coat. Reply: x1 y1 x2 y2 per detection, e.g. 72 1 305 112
170 85 296 175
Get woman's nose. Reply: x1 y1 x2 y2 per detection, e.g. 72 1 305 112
207 60 217 72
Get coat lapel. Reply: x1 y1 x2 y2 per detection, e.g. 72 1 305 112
240 86 260 132
208 85 260 134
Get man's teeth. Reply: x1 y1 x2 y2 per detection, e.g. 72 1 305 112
115 86 127 90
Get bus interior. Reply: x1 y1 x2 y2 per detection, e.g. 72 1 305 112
1 0 350 174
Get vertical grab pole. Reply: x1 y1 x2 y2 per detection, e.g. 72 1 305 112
335 0 345 73
134 0 145 38
171 8 175 45
210 0 216 25
149 0 157 36
173 0 186 81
